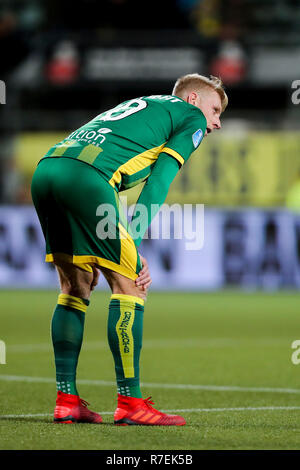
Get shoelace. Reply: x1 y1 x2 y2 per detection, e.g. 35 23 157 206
79 398 90 407
143 397 166 417
143 397 155 409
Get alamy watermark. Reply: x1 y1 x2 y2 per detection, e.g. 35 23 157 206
0 340 6 364
291 80 300 105
96 197 205 251
291 340 300 365
0 80 6 104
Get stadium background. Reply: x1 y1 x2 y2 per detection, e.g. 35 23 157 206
1 0 300 451
1 0 300 290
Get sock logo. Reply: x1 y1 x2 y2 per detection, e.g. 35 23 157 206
116 306 135 378
118 311 132 353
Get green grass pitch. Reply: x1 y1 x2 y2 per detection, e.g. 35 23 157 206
0 289 300 450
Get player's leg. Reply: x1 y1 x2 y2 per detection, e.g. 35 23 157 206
52 261 93 397
100 267 185 426
100 266 145 399
51 261 102 423
31 159 102 422
31 160 91 398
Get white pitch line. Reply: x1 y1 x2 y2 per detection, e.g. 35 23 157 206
164 406 300 413
0 375 115 386
0 412 113 419
1 374 300 395
0 413 51 419
7 337 287 353
1 406 300 420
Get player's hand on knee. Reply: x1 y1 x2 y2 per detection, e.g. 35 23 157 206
136 255 152 290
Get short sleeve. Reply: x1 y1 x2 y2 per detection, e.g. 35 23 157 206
162 109 207 167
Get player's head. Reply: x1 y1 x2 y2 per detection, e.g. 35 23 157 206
172 73 228 136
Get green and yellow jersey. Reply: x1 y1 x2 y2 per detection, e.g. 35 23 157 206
33 95 208 278
42 94 207 192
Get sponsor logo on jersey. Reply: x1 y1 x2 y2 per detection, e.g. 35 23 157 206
67 127 112 146
192 129 203 148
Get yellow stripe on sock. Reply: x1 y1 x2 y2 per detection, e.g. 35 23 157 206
57 294 88 313
111 294 144 307
116 302 135 378
112 294 144 378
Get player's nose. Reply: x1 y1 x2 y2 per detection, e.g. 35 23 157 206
213 118 221 130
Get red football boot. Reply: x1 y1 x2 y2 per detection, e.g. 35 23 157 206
114 394 186 426
54 391 102 423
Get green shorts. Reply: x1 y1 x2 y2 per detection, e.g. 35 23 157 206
31 157 142 280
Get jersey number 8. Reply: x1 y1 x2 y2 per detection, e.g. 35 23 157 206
98 99 147 122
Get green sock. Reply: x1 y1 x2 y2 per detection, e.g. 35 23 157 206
51 294 89 396
107 294 144 398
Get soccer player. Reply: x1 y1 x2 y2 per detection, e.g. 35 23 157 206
31 73 227 425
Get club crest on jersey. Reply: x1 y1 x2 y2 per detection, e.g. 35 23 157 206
192 129 203 148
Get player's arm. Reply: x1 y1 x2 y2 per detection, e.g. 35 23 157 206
129 152 180 248
130 110 206 248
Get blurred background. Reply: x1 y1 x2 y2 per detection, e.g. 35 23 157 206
1 0 300 290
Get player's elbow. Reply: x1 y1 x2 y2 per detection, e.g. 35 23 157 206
150 178 171 199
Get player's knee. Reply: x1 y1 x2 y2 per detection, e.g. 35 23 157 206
55 263 93 299
112 278 148 301
115 285 146 300
60 279 91 299
100 267 146 300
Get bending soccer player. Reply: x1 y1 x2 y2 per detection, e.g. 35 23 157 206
31 74 227 425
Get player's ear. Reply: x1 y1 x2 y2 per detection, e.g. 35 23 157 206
187 92 198 106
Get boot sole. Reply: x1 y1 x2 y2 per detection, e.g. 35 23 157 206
114 418 185 426
54 415 76 423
